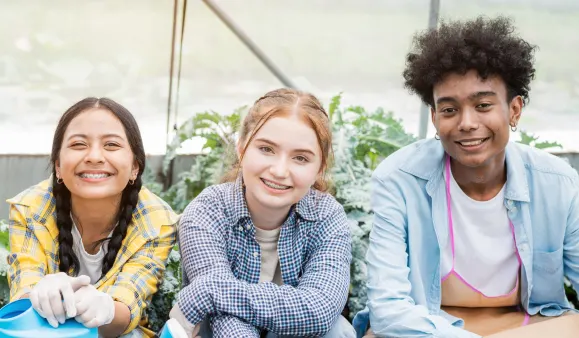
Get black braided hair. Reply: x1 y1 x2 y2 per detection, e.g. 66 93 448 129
100 176 141 275
52 175 80 275
50 97 146 276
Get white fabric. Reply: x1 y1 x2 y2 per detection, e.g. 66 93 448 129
29 273 91 328
440 171 519 296
71 216 113 284
73 284 115 328
169 303 200 337
254 226 283 285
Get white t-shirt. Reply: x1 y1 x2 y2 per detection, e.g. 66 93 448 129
254 226 283 285
71 216 114 284
440 171 519 296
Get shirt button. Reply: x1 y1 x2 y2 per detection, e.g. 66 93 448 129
238 226 243 231
253 252 259 257
520 244 528 252
246 225 251 230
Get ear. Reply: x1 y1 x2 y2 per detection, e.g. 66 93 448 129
132 160 140 179
55 160 61 177
509 95 523 127
236 141 244 161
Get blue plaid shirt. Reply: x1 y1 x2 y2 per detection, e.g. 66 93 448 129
176 178 352 337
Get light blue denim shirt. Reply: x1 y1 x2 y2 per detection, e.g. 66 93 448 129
353 138 579 338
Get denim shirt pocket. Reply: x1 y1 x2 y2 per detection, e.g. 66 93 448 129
531 247 565 305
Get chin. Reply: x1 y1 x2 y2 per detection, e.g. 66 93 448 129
71 188 124 200
457 154 494 168
256 194 294 210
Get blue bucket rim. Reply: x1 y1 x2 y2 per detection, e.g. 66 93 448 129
0 298 33 321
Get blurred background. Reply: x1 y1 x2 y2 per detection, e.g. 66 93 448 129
1 0 578 215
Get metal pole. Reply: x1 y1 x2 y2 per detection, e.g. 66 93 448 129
418 0 440 139
201 0 298 89
166 0 179 147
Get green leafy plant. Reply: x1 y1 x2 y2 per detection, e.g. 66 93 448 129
328 94 417 318
0 220 11 308
517 129 563 149
158 108 244 214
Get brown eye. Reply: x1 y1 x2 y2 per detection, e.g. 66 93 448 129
259 146 274 153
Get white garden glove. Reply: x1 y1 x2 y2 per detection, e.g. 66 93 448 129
29 272 91 328
73 284 115 328
169 302 201 337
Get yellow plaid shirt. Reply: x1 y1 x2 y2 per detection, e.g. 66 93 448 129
6 179 178 336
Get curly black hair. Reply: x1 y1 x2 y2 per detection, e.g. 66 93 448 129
403 16 538 107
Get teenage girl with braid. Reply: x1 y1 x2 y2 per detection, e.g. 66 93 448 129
6 98 178 338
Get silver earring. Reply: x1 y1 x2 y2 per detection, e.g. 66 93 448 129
510 124 517 132
434 133 440 140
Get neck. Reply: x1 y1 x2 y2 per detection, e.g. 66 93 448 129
450 151 507 201
70 194 121 236
245 197 289 231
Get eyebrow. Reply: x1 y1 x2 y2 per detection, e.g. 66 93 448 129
254 138 317 156
67 133 124 141
436 91 497 105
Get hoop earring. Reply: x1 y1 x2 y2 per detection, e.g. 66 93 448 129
56 177 63 184
434 133 440 140
510 124 517 132
129 179 135 185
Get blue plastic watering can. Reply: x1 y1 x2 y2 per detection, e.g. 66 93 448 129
0 298 97 337
0 298 189 338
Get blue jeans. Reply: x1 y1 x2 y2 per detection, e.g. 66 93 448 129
198 315 356 338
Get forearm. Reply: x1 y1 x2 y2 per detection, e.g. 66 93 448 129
98 302 131 338
180 274 347 336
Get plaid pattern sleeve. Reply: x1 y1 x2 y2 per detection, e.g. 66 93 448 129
177 182 352 336
210 316 260 338
98 194 178 335
7 204 49 300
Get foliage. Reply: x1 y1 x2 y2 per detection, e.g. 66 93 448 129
517 129 563 150
157 108 244 214
0 220 9 308
328 94 417 318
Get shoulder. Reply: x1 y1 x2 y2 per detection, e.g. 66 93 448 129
128 186 179 239
179 182 238 231
513 143 578 181
299 189 346 221
372 138 443 183
6 179 55 223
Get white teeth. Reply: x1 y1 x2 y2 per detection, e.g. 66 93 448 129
262 179 290 190
460 139 485 146
80 173 110 179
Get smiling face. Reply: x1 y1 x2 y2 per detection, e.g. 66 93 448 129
55 108 138 201
431 70 522 168
240 115 323 214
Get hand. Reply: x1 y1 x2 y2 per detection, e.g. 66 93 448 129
29 272 91 328
73 284 115 328
169 302 201 337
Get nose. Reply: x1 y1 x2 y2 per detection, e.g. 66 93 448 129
269 158 289 179
84 145 105 164
458 108 479 132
